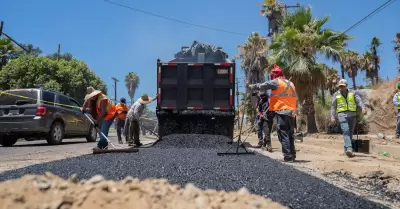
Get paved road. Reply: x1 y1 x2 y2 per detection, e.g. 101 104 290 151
0 134 157 172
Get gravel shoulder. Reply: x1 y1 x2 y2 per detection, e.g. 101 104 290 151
243 132 400 208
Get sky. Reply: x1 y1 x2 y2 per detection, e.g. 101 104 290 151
1 0 399 110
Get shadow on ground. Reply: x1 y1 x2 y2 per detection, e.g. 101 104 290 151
0 148 391 209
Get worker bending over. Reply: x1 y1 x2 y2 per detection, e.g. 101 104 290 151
82 87 116 150
392 82 400 138
114 97 129 144
124 94 157 147
330 79 366 158
254 91 275 152
249 64 297 162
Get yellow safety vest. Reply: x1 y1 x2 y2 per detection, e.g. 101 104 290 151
336 91 356 113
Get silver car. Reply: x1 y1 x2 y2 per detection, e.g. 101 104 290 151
0 88 97 146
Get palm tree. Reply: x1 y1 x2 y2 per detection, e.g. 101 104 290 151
369 37 381 85
341 50 361 90
20 44 42 56
124 72 140 105
235 32 268 124
360 51 376 85
267 7 351 133
324 67 341 95
0 37 19 68
392 33 400 75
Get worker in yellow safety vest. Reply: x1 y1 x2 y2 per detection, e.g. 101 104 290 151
82 86 116 150
392 82 400 138
330 79 366 158
249 64 297 162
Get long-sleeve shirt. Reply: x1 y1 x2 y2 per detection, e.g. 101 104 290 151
330 90 364 120
127 101 145 121
251 78 298 117
393 92 400 116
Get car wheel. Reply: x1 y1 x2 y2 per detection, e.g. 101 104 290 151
0 136 18 147
86 125 97 142
46 122 64 145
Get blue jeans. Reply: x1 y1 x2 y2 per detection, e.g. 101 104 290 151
98 119 114 148
338 115 356 152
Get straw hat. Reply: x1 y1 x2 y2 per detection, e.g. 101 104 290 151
137 94 154 105
84 87 102 101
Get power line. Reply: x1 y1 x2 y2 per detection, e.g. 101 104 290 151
341 0 396 35
103 0 247 36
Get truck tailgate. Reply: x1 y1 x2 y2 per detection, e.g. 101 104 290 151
157 62 235 110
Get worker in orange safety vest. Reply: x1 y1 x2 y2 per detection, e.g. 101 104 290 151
249 64 297 162
114 97 129 144
82 86 116 150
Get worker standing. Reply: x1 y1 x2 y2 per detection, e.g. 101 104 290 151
254 91 275 152
249 64 297 162
392 82 400 139
330 79 366 158
124 94 157 147
114 98 129 144
82 87 116 150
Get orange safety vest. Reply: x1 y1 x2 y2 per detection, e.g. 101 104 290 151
95 93 116 121
269 78 297 112
115 103 129 120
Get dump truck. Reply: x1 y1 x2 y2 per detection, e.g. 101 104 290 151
156 41 236 139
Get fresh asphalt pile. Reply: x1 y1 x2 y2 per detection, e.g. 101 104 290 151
153 134 232 149
0 134 390 209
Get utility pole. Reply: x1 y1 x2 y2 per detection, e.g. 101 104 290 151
57 44 61 61
0 21 28 52
0 21 3 37
111 77 119 104
236 78 240 130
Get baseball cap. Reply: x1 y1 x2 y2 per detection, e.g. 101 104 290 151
338 79 347 87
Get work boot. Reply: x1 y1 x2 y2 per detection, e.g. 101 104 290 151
135 142 143 147
118 140 123 144
255 143 262 148
345 150 355 158
266 144 273 152
283 157 295 163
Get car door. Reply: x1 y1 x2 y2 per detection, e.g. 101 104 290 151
55 95 77 134
69 98 88 135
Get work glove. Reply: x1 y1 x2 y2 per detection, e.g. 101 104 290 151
249 84 258 90
81 108 86 114
122 110 128 114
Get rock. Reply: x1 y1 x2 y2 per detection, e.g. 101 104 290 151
68 174 78 184
85 175 105 185
237 187 250 195
34 179 51 191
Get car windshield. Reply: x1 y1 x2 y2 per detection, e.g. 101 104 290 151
0 90 38 105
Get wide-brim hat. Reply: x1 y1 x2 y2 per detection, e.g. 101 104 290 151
84 86 102 101
137 94 154 105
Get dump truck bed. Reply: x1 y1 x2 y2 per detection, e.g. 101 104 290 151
156 60 236 139
156 62 235 110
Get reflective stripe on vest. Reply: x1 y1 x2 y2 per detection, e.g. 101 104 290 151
269 78 297 111
336 92 356 113
397 95 400 110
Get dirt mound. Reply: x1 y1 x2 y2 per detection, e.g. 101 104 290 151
0 173 287 209
366 80 398 134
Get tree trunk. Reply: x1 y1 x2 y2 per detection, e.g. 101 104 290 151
303 95 318 133
340 64 345 79
321 84 325 107
352 76 356 90
1 56 7 68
